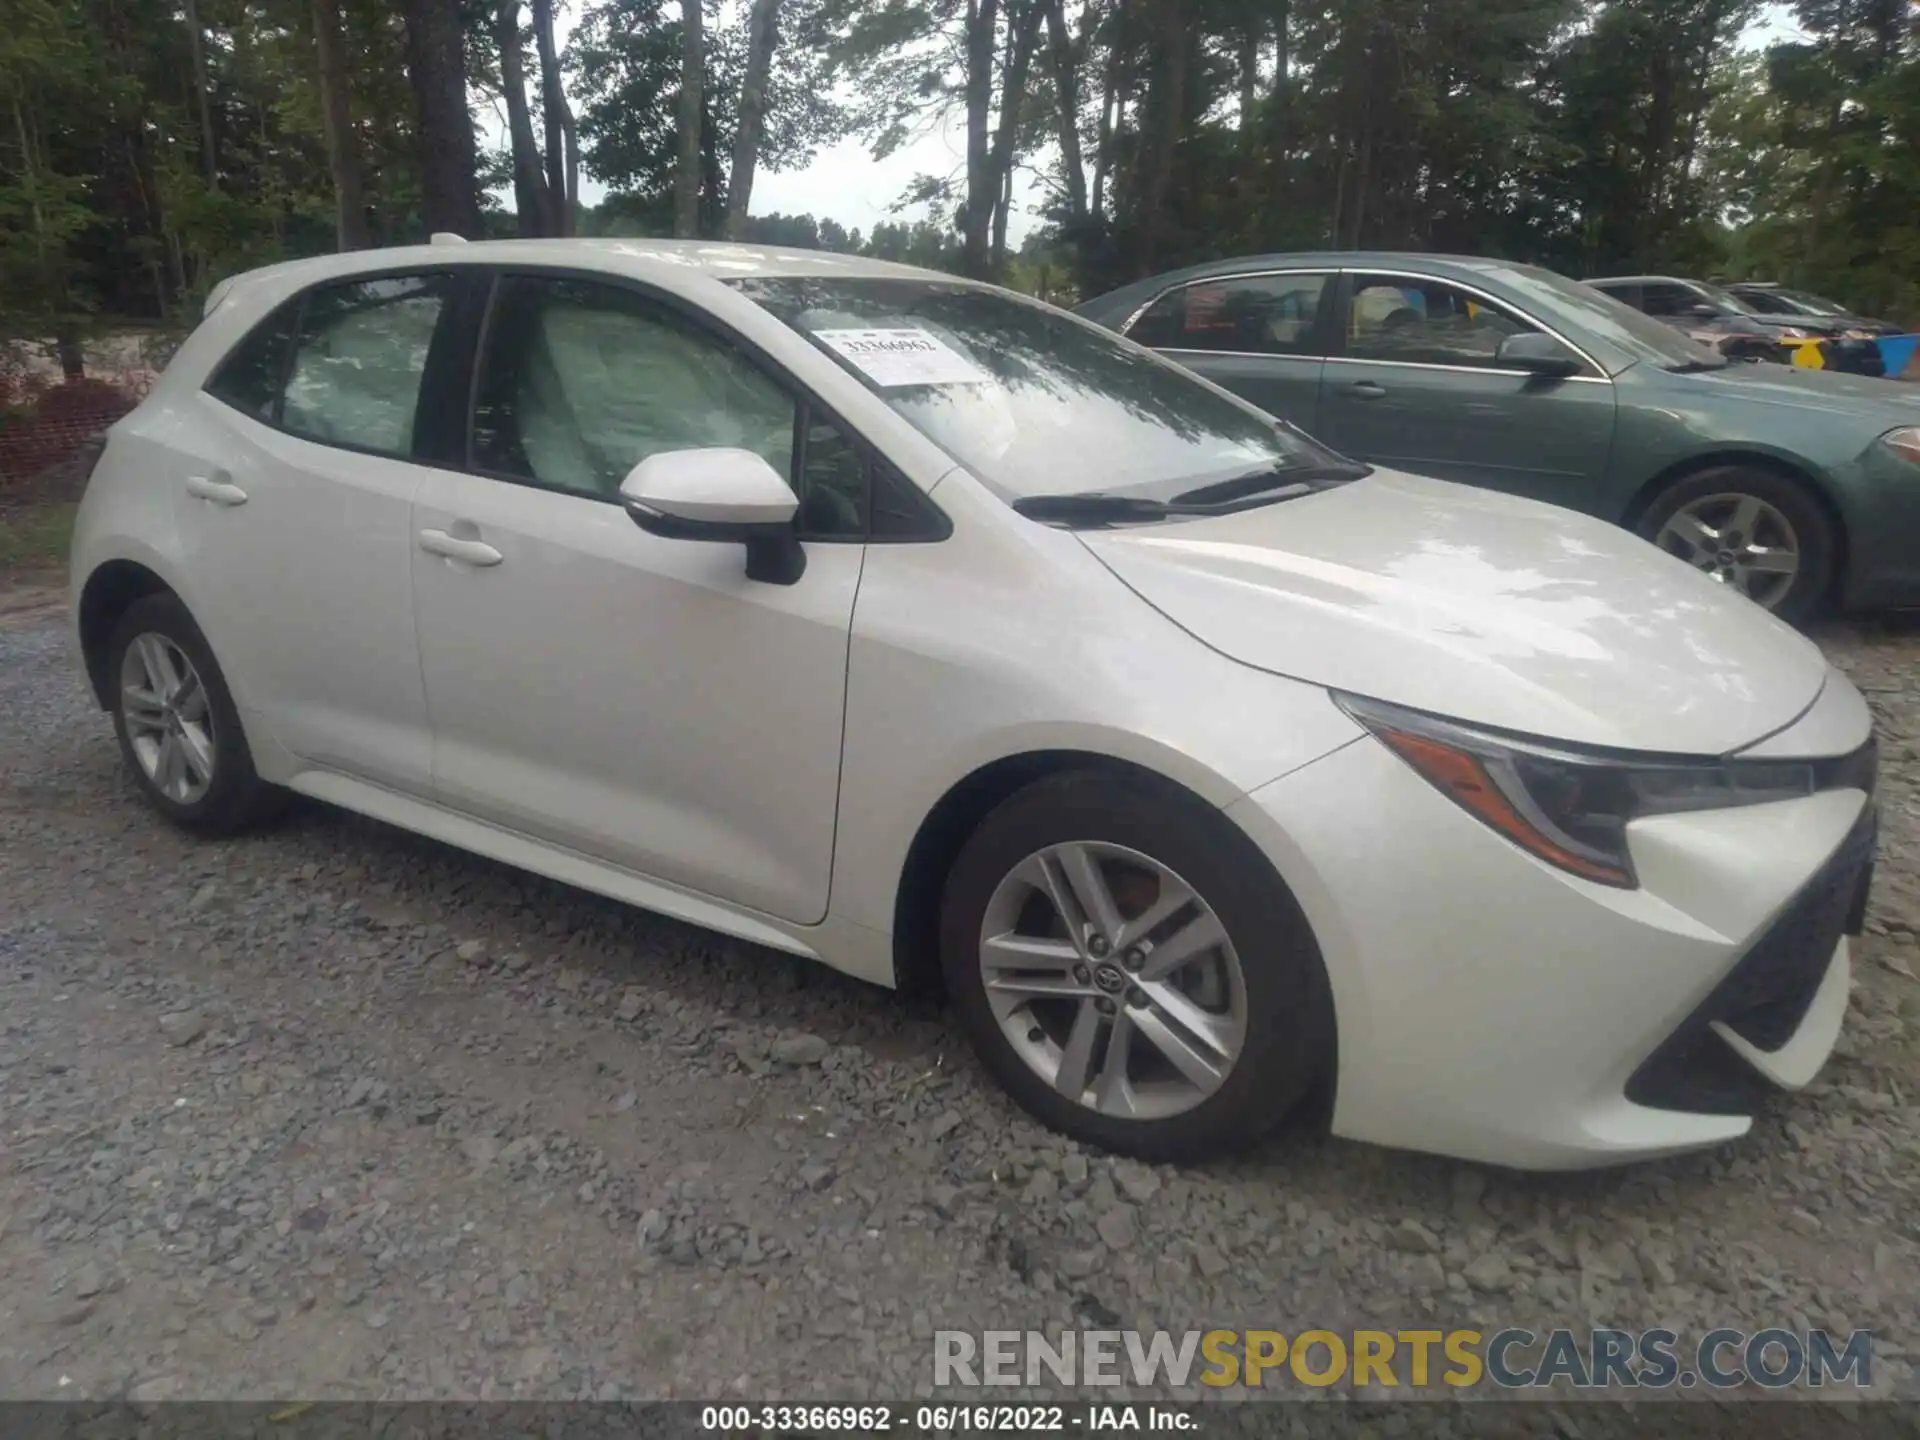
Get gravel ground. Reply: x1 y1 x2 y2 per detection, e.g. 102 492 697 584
1 595 1917 1407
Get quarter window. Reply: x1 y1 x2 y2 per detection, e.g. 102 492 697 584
205 299 301 422
1128 274 1330 357
280 274 449 456
471 276 797 500
1345 276 1538 369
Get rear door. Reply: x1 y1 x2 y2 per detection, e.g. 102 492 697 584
1122 270 1337 435
179 269 466 794
1315 270 1618 509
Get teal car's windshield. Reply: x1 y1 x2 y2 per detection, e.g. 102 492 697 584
1492 265 1730 372
731 275 1351 501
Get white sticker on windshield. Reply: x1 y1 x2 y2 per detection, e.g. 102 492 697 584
814 328 989 388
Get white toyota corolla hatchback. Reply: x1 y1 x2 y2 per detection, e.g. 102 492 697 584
69 239 1878 1169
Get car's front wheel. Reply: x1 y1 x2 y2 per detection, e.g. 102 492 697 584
939 770 1333 1163
107 592 281 835
1636 465 1836 620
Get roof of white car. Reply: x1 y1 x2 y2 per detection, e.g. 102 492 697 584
206 238 960 316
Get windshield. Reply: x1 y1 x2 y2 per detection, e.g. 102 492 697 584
1492 265 1729 372
1693 281 1761 316
1766 287 1849 317
730 276 1341 500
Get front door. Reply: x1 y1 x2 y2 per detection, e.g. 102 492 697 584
408 273 860 925
1315 272 1619 510
1124 271 1336 436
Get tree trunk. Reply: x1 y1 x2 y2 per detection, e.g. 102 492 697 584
1270 0 1288 154
1090 16 1120 221
56 330 85 381
1042 0 1087 223
531 0 574 234
992 149 1014 270
985 0 1044 273
497 0 551 236
961 0 1003 277
402 0 482 237
183 0 220 189
674 0 705 237
725 0 783 239
1135 0 1188 275
312 0 372 248
1237 15 1260 137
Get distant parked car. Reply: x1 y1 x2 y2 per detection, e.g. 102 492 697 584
1076 252 1920 617
1727 282 1905 351
1589 275 1889 376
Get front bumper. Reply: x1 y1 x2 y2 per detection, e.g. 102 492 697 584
1227 733 1874 1170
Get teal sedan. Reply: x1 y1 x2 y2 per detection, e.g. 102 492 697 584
1075 253 1920 618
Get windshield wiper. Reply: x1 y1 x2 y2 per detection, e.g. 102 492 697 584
1173 460 1371 506
1011 493 1191 525
1013 476 1342 529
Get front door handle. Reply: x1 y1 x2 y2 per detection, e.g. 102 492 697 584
418 529 504 567
186 474 248 506
1350 380 1388 400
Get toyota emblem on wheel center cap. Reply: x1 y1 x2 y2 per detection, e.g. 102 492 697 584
1093 964 1127 994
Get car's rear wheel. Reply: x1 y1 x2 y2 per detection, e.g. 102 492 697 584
939 770 1332 1162
107 592 281 835
1636 465 1836 621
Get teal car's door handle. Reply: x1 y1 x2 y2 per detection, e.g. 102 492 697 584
1350 381 1388 400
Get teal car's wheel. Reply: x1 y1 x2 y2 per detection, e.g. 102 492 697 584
1636 465 1835 621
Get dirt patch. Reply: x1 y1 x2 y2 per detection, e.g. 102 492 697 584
0 581 66 631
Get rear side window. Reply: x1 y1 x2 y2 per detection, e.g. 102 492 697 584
205 299 300 422
1128 274 1330 357
281 275 450 457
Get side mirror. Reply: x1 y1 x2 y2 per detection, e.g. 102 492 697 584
1496 332 1582 378
1687 303 1720 319
619 447 805 585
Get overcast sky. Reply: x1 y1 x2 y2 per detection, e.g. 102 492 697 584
542 2 1804 248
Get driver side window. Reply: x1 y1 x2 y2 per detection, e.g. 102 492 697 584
471 276 798 500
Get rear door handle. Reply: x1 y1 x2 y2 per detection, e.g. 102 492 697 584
1350 381 1388 400
418 529 504 567
186 474 248 506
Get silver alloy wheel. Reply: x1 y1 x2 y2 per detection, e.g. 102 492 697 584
1653 492 1801 610
120 632 216 806
977 841 1248 1121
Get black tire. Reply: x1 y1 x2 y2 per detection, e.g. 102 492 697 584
1634 465 1837 622
939 769 1334 1163
106 592 282 836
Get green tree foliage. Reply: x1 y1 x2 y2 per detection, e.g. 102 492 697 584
568 0 845 238
3 0 1915 351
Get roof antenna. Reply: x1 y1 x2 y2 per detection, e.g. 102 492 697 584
430 232 468 245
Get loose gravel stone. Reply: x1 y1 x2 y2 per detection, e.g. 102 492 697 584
771 1033 829 1066
157 1009 206 1046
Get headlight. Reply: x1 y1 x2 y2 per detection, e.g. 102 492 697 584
1336 695 1869 888
1842 329 1877 341
1774 327 1816 340
1883 428 1920 465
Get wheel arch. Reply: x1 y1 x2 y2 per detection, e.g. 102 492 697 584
888 748 1316 996
1619 450 1850 594
77 558 176 708
892 746 1341 1135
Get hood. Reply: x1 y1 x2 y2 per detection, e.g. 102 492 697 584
1655 358 1920 421
1081 469 1828 755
